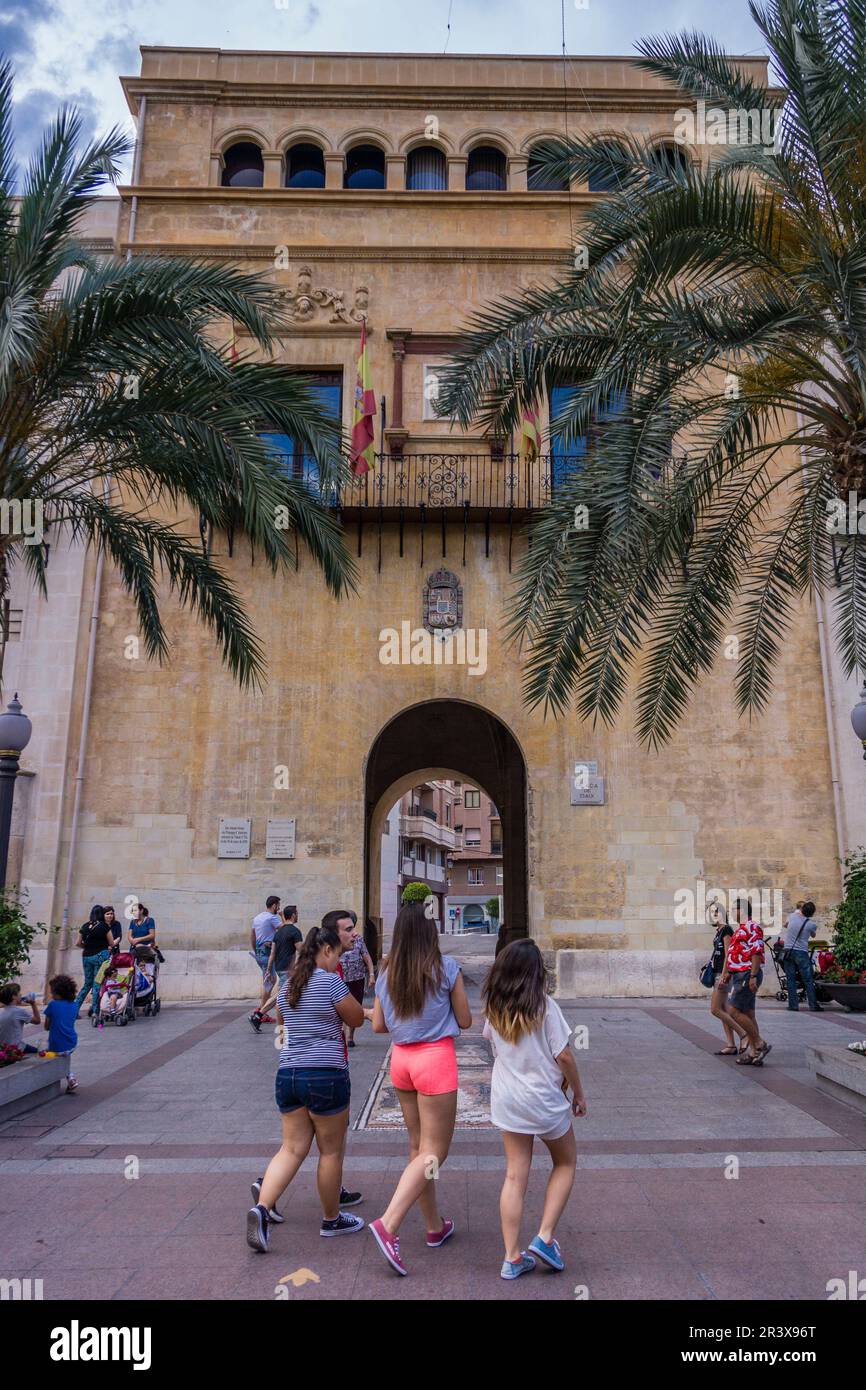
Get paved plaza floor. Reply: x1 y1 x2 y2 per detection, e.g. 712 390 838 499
2 954 865 1301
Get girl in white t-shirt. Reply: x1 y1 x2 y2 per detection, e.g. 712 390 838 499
483 939 587 1280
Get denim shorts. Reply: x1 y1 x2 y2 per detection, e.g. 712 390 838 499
730 969 763 1012
275 1066 350 1116
254 944 273 976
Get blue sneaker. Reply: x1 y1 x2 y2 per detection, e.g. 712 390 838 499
500 1252 536 1281
529 1234 564 1271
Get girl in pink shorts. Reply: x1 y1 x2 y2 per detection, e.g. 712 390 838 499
365 899 472 1275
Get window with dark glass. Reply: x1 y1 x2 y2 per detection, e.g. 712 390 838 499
650 143 691 178
464 789 481 808
587 142 626 193
407 146 447 190
286 143 326 188
527 145 567 191
466 145 506 191
221 142 264 188
344 144 386 189
259 370 342 498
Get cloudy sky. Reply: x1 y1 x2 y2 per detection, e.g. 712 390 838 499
3 0 770 177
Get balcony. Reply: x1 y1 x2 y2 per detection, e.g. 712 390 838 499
400 857 445 884
284 453 584 521
400 815 458 850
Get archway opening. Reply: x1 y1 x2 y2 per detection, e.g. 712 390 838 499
364 701 528 960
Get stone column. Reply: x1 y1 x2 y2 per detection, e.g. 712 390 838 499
262 154 283 189
508 155 528 191
210 154 222 186
385 155 405 190
325 153 345 189
447 156 468 191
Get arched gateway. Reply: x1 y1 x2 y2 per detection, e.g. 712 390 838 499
364 700 529 953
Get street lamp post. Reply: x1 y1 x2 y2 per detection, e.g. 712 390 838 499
851 681 866 762
0 693 32 891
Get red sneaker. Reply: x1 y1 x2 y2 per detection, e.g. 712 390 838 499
426 1218 455 1248
369 1219 407 1275
260 1014 277 1024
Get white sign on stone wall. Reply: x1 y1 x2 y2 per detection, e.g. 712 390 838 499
571 775 605 806
218 817 252 858
266 818 296 859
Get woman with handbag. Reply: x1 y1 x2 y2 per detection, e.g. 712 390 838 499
704 905 748 1056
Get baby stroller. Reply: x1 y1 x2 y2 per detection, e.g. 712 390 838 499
769 938 831 1005
131 950 161 1018
92 952 137 1027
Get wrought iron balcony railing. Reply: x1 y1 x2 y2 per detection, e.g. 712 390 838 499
289 453 589 516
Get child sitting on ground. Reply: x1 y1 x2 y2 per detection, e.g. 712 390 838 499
482 938 587 1281
44 975 80 1092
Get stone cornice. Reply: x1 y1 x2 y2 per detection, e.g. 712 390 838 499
117 185 592 209
121 242 573 265
122 77 727 117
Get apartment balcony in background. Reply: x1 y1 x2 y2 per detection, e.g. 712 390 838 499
400 815 458 850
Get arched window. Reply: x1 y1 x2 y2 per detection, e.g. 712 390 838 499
407 146 447 191
651 142 691 177
286 143 326 188
527 145 567 191
344 144 386 189
466 145 506 191
221 141 264 188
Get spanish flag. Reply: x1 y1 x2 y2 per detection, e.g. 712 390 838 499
350 321 376 475
520 402 541 463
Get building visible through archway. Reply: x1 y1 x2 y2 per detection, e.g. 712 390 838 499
364 700 528 957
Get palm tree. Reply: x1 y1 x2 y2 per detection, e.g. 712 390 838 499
440 0 866 747
0 60 355 689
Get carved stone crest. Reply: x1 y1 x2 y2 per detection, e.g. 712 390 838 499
276 266 369 325
423 568 463 632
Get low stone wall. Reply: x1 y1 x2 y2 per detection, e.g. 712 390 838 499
554 949 778 999
0 1054 69 1120
806 1043 866 1115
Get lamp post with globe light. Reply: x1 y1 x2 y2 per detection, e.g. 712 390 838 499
0 694 32 890
851 682 866 762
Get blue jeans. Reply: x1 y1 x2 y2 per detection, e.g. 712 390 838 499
784 949 817 1010
75 950 109 1015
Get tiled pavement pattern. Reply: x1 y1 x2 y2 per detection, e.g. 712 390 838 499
1 978 865 1301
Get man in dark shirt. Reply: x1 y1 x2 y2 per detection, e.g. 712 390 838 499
249 907 302 1032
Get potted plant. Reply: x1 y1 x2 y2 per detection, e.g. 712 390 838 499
0 890 46 983
822 851 866 1011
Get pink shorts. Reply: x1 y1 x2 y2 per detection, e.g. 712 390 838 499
390 1037 458 1096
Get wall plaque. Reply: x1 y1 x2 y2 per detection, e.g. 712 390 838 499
218 817 251 858
266 818 296 860
570 776 605 806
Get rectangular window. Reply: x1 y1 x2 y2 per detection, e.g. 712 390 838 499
496 868 504 884
423 364 449 421
260 370 343 499
549 384 627 491
465 831 481 848
463 790 480 809
468 867 484 885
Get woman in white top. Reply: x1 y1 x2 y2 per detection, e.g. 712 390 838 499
482 938 587 1281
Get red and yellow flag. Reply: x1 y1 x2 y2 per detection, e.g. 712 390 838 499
350 321 376 475
519 402 540 463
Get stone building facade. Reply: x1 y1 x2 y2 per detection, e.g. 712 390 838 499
11 48 864 999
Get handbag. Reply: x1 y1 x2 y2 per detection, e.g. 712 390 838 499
699 959 717 989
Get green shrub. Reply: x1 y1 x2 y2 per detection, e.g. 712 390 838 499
485 897 500 920
830 849 866 978
401 881 433 905
0 891 47 984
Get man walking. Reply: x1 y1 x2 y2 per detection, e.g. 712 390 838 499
249 905 303 1033
249 895 281 1028
721 898 772 1067
783 899 822 1011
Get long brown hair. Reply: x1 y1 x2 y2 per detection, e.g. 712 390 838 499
286 922 342 1009
385 901 444 1020
483 938 550 1044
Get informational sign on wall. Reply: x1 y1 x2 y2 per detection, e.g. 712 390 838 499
571 774 605 806
266 818 296 860
217 817 252 858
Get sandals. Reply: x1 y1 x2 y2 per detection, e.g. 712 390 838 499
714 1046 738 1055
736 1053 755 1065
752 1042 772 1068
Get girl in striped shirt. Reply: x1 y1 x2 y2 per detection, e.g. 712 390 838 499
246 914 366 1253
